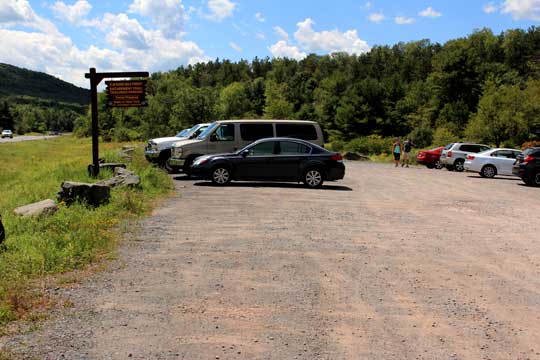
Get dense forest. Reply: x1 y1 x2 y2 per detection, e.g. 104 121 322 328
0 64 89 134
5 27 540 151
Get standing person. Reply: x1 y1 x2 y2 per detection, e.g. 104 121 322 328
392 138 402 167
402 139 415 168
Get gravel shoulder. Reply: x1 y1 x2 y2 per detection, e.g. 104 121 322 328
2 162 540 359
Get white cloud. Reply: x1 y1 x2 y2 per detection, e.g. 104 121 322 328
229 41 242 52
274 25 289 40
394 16 416 24
129 0 185 37
268 40 306 60
0 0 59 34
294 18 370 55
205 0 236 22
0 2 208 88
101 13 150 49
501 0 540 20
483 3 499 13
255 12 265 22
419 6 442 17
364 2 373 10
255 32 265 40
368 12 385 23
50 0 92 24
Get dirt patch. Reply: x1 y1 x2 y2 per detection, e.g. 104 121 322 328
2 163 540 359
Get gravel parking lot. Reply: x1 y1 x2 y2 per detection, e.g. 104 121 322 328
2 162 540 359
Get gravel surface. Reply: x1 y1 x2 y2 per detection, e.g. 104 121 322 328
2 162 540 359
0 135 59 144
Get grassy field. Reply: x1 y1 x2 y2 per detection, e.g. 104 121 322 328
0 136 172 329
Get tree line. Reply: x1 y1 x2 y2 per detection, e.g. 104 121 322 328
8 26 540 151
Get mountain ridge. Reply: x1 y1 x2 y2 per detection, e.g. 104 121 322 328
0 63 90 105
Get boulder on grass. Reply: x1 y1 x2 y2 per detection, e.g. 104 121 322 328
14 199 58 217
97 167 141 188
58 182 111 207
343 152 371 161
99 162 126 173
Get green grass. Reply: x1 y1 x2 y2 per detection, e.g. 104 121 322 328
0 136 172 327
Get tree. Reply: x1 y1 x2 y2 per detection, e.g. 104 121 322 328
466 81 527 146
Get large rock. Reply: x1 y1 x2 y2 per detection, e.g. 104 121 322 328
99 162 127 172
97 167 141 188
58 182 111 207
343 152 371 161
14 199 58 217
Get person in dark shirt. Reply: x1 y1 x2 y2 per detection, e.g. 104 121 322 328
402 139 415 168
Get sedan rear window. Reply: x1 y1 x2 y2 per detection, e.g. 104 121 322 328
279 141 311 155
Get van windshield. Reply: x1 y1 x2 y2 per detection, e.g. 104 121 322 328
197 122 219 140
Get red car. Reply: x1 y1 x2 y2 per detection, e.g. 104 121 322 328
416 146 444 169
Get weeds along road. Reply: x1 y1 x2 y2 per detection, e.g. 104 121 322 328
3 162 540 359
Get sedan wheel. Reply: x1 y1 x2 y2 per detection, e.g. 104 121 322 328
304 169 324 188
481 165 496 178
454 160 465 172
212 167 231 185
535 172 540 187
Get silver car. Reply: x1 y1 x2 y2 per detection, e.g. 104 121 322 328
440 143 491 172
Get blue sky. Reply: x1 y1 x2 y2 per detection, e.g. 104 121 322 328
0 0 539 87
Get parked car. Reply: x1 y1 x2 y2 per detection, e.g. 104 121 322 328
513 147 540 186
440 143 491 172
168 120 325 176
464 148 521 178
191 138 345 188
416 146 444 169
145 123 210 171
1 129 13 139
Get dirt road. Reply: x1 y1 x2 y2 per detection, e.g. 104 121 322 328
2 162 540 359
0 135 59 144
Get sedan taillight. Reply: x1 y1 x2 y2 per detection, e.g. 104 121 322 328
467 155 475 160
331 153 343 161
523 155 534 164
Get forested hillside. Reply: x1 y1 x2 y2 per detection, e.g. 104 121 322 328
0 64 89 104
76 27 540 150
0 64 89 134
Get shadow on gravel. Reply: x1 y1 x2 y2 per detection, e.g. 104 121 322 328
193 181 353 191
466 175 521 182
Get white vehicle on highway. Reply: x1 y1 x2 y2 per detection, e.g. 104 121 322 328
464 148 522 178
145 123 210 171
1 129 13 139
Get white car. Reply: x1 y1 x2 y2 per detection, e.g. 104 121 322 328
464 148 521 178
1 129 13 138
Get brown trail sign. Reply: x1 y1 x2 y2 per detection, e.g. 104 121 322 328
106 80 148 107
85 68 149 176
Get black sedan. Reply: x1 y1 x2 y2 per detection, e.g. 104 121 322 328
513 147 540 186
190 138 345 188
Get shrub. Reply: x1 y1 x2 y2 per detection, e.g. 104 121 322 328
345 135 392 155
432 127 459 147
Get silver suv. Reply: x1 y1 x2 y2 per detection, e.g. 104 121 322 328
440 143 491 172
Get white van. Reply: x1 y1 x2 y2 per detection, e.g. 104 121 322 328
168 120 325 175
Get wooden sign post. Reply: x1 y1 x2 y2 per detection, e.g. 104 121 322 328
84 68 149 176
